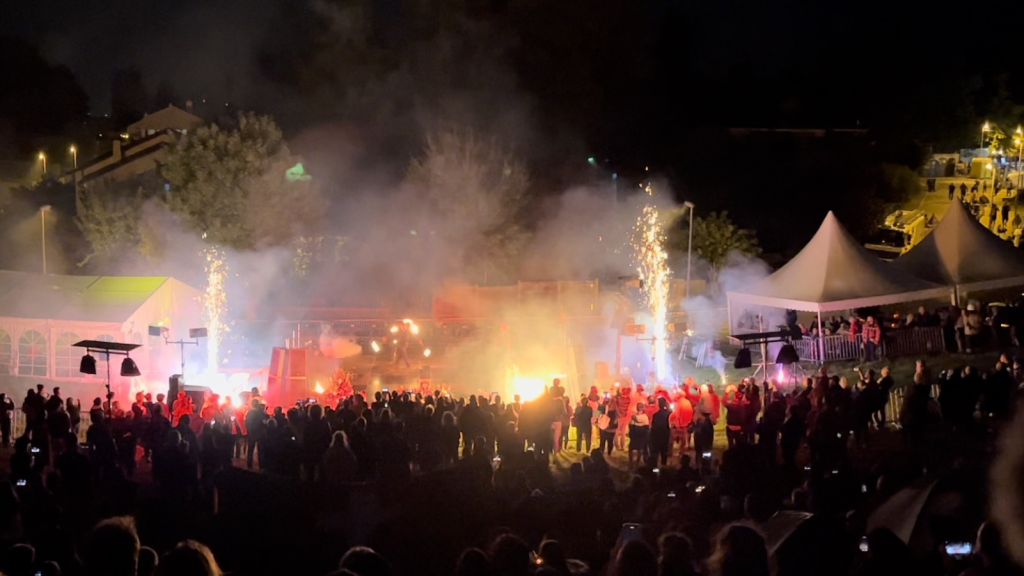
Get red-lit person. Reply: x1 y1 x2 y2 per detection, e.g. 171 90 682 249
614 385 633 451
670 393 693 456
862 316 882 362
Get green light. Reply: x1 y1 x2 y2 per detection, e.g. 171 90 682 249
587 157 596 165
286 162 311 183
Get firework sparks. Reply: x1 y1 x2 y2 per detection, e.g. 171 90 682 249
202 247 229 372
633 204 672 380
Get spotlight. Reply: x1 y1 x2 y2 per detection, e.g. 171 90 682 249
120 357 141 377
775 344 800 366
80 354 97 375
734 348 752 369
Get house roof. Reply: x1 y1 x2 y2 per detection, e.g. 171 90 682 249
727 212 951 312
891 200 1024 291
126 104 203 134
0 272 177 323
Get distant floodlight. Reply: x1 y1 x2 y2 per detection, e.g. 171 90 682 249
120 357 141 377
80 354 97 375
189 328 208 339
370 341 381 353
423 348 432 358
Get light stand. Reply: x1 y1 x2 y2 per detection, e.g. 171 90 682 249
149 326 207 382
73 340 141 417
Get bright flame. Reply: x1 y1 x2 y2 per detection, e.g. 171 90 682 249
423 348 431 357
197 371 249 407
512 376 546 401
202 247 229 371
403 319 420 335
633 204 672 380
371 340 381 353
390 326 399 334
315 382 325 394
775 364 785 382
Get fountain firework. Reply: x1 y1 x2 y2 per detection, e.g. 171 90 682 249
633 204 672 381
202 247 229 371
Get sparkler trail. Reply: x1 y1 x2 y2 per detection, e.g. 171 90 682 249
202 247 229 372
633 204 672 381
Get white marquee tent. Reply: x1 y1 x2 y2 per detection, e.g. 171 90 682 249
0 272 202 399
727 212 952 357
891 200 1024 298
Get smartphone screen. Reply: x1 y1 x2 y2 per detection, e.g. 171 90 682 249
620 523 643 542
701 451 712 459
16 479 26 487
945 542 972 556
859 536 869 553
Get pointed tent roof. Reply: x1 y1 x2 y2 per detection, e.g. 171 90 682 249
891 200 1024 291
727 212 950 312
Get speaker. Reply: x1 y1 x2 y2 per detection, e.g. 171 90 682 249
734 348 752 369
776 344 800 365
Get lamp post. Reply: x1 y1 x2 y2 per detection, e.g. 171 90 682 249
38 152 46 176
982 121 991 149
69 145 77 169
40 205 51 275
684 201 695 301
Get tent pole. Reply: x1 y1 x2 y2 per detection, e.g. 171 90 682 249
816 311 825 365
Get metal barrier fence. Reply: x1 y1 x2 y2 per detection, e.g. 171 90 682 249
9 411 89 444
792 327 944 364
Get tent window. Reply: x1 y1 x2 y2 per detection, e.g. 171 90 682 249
94 334 115 378
18 330 47 377
0 330 11 375
55 332 80 378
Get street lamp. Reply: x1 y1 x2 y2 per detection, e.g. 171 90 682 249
40 205 51 274
982 121 991 149
69 145 77 169
38 152 46 175
683 201 695 301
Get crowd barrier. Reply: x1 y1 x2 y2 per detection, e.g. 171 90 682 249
792 327 944 364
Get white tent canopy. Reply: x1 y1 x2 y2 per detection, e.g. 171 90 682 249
891 200 1024 294
727 211 951 314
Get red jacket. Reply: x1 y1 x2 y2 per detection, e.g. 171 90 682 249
670 398 694 428
863 323 881 345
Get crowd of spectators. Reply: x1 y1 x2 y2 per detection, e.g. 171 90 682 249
0 359 1021 576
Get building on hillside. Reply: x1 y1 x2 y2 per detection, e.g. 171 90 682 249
0 272 203 402
59 104 203 210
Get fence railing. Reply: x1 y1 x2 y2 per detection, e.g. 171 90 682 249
791 327 944 364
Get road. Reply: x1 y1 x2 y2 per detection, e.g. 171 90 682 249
911 177 1020 242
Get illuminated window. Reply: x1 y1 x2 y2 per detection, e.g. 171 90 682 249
0 330 11 375
18 330 47 377
55 332 80 378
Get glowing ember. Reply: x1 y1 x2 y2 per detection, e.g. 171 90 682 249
633 204 672 380
315 381 325 394
202 247 229 371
